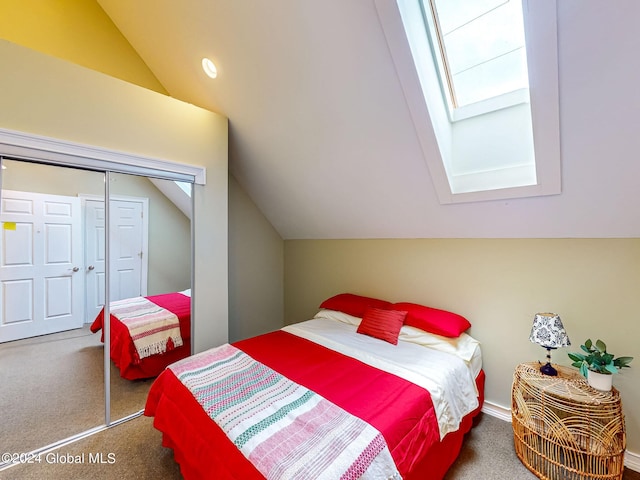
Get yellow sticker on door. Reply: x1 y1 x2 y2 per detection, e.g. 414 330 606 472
3 222 17 230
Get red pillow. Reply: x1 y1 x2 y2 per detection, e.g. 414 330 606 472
392 302 470 338
356 307 407 345
319 293 392 318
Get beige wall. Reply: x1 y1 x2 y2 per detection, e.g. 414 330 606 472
0 40 229 351
229 175 284 341
284 238 640 453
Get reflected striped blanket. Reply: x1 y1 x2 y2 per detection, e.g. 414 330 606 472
170 344 401 480
110 296 183 361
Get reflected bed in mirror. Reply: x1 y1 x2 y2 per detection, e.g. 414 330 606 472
90 289 191 380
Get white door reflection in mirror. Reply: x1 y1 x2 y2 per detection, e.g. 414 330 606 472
0 189 83 342
83 196 149 322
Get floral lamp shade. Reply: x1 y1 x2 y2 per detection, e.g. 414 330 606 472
529 313 571 348
529 313 570 376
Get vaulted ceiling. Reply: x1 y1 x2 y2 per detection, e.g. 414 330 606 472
96 0 640 239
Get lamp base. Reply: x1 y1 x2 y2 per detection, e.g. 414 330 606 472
540 362 558 376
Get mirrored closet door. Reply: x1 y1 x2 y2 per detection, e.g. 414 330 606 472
107 173 192 422
0 159 106 456
0 157 193 462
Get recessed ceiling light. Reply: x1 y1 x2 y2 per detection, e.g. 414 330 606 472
202 58 218 79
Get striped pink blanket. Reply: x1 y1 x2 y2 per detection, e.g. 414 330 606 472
170 344 401 480
110 296 183 361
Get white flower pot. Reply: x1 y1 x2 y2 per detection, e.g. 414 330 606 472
587 370 613 391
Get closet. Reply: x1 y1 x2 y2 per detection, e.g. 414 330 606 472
0 149 195 465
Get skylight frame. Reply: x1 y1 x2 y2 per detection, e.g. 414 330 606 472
420 0 531 122
421 0 456 113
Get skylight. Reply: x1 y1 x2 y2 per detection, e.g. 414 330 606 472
375 0 561 204
425 0 529 111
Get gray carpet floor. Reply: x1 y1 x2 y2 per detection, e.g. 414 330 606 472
4 411 640 480
0 326 153 456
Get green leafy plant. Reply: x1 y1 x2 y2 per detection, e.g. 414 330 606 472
568 339 633 377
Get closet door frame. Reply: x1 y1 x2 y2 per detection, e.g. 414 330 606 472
0 127 205 184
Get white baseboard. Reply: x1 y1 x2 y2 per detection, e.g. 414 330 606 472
482 400 640 473
481 401 512 423
625 451 640 473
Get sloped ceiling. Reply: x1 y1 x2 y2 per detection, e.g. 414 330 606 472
96 0 640 239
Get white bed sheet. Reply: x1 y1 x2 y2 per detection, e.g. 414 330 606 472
315 309 483 377
282 315 480 439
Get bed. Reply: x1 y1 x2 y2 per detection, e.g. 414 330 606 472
90 289 191 380
145 293 484 479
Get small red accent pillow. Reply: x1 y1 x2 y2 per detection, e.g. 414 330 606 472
319 293 392 318
392 302 470 338
356 307 407 345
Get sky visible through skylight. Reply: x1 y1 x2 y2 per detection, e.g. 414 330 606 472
431 0 529 107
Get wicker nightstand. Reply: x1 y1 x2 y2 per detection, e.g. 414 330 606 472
511 362 626 480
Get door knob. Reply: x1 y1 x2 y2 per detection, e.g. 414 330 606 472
88 265 95 271
72 267 79 272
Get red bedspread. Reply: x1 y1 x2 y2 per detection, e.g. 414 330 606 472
90 292 191 380
145 330 484 479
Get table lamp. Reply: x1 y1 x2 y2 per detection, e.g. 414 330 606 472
529 312 571 376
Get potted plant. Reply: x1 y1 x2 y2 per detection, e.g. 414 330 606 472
568 339 633 391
